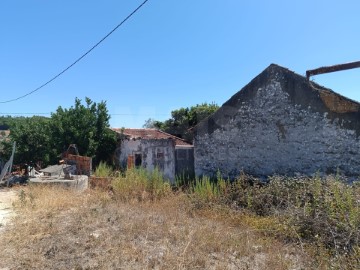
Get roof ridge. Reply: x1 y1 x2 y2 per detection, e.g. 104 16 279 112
155 129 188 142
111 128 192 146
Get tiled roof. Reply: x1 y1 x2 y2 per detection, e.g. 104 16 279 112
111 128 192 146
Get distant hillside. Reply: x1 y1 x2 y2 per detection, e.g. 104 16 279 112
0 116 49 130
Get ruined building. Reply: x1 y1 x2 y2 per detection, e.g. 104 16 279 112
193 64 360 178
112 128 194 182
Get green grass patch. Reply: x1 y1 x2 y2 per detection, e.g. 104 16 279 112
94 161 113 177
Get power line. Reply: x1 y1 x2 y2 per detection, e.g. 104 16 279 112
0 0 150 104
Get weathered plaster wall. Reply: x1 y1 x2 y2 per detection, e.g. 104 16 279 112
117 139 141 168
194 65 360 178
117 139 176 182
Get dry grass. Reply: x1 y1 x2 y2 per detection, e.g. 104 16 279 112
0 185 309 270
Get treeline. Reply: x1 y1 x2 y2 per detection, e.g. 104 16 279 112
143 102 219 142
0 115 49 130
0 97 116 167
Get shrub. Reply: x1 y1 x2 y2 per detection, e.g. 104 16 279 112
288 177 360 253
187 172 360 256
222 175 360 254
94 161 113 177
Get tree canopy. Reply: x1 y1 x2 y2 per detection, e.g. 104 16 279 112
1 116 54 166
51 97 116 165
144 102 219 142
1 97 116 167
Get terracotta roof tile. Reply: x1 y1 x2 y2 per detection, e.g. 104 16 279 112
111 128 192 146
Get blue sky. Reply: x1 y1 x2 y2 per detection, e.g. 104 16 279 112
0 1 359 128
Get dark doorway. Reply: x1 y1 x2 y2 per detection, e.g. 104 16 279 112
135 154 142 167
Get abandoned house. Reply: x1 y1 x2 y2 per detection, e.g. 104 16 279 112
193 64 360 179
112 128 194 182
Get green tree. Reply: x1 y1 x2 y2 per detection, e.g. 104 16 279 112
50 97 116 165
2 116 54 165
1 98 116 168
144 102 219 142
142 118 164 129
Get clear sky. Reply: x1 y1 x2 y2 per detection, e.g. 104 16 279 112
0 1 359 128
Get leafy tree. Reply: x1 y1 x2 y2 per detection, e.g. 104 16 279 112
144 102 219 142
143 118 164 129
2 116 54 165
1 98 116 168
50 97 116 165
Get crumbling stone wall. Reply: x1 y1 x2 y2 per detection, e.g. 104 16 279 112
194 65 360 178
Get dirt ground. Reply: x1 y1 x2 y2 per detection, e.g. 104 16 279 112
0 188 17 233
0 186 309 270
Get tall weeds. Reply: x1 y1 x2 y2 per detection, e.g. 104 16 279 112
9 168 360 268
189 171 360 262
111 167 171 202
94 163 360 265
93 161 113 177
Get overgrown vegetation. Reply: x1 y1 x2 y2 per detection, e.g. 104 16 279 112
91 164 360 267
189 172 360 268
111 167 172 202
93 161 114 178
1 169 359 268
0 183 307 269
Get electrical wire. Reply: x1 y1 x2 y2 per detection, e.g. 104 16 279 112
0 0 150 104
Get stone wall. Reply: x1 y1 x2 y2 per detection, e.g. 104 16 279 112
194 65 360 178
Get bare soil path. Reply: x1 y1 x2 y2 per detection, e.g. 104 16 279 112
0 188 17 233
